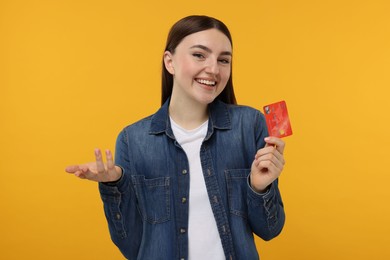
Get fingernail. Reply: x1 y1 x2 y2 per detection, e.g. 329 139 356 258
264 137 271 141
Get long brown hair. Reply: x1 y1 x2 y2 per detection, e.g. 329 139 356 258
161 15 237 105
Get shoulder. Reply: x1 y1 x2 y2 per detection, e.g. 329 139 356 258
115 114 156 148
226 103 266 123
227 103 259 113
120 114 154 135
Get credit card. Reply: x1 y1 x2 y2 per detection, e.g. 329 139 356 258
263 100 293 138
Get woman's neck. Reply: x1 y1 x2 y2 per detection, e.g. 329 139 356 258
169 96 208 131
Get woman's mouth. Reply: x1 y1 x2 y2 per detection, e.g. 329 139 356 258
195 78 217 87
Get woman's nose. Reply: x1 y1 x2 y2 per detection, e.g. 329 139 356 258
205 59 219 74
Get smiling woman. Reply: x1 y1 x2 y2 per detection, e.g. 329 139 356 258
161 15 236 107
164 29 233 126
2 1 390 259
65 15 286 260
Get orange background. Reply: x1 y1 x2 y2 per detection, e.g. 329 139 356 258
1 0 390 259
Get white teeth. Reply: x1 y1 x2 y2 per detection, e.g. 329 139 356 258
197 79 216 86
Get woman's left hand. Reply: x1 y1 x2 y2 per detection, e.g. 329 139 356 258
250 137 286 193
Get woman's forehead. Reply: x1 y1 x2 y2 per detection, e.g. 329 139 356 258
178 29 232 53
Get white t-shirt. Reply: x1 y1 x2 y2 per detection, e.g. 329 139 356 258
170 118 225 260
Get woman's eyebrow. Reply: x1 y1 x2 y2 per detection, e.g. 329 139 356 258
190 44 232 56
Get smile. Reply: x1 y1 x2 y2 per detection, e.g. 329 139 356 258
196 78 217 87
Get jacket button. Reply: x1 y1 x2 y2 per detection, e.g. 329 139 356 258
182 169 187 175
181 197 187 203
222 225 227 233
180 228 186 234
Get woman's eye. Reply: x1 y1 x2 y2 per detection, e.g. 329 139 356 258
192 53 205 59
219 59 230 64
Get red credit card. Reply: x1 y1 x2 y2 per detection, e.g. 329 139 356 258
263 100 293 138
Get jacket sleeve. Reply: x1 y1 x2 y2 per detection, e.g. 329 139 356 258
98 129 143 259
246 178 285 240
246 111 285 240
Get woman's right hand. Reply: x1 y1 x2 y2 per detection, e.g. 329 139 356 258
65 149 122 183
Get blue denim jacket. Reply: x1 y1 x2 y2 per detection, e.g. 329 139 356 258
99 99 285 260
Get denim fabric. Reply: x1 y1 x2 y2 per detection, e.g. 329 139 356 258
99 99 285 260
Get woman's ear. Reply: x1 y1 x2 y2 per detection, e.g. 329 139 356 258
163 51 175 75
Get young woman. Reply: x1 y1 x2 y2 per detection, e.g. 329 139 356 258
66 15 286 260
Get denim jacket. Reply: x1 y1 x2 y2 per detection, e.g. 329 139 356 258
99 99 285 260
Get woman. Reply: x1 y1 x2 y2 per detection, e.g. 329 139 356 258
66 15 286 260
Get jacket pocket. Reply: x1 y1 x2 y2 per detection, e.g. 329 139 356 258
225 169 250 218
131 175 171 224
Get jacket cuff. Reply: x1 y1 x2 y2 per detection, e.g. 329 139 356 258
247 175 272 195
99 166 129 195
246 176 276 208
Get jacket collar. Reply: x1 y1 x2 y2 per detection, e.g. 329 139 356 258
149 97 232 137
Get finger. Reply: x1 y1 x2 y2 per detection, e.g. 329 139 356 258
105 150 115 173
264 137 285 154
255 159 275 173
261 147 285 166
65 165 80 173
256 159 281 177
74 171 87 179
255 146 274 158
95 148 106 174
257 152 284 170
74 167 96 180
255 145 283 161
78 174 87 179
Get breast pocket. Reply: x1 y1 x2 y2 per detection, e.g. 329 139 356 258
225 169 250 219
131 175 171 224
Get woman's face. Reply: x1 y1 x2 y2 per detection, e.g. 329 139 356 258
164 29 232 106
